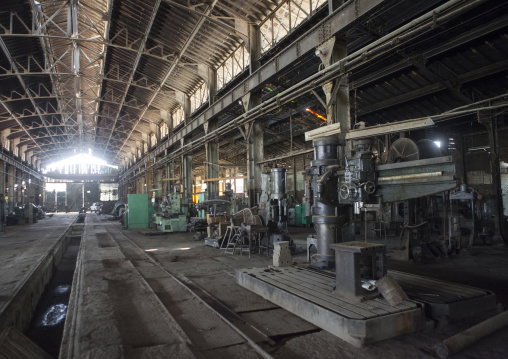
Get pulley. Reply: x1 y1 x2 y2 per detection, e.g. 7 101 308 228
388 138 419 163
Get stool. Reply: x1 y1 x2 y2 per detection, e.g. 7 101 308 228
242 225 268 258
223 225 242 253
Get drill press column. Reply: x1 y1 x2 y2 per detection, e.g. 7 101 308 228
309 137 341 268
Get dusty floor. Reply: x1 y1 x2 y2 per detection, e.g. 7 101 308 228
106 218 508 359
5 214 507 358
0 214 77 314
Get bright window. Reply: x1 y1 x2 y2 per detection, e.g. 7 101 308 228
260 0 327 54
44 153 118 175
217 45 250 90
215 1 326 91
235 178 244 193
2 136 10 150
190 81 209 113
100 183 119 201
160 122 168 137
173 105 185 128
46 182 66 192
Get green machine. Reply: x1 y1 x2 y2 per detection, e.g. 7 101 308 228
197 191 208 218
295 204 312 227
154 186 188 232
127 194 155 229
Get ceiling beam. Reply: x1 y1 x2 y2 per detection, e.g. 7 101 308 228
351 13 508 90
104 0 163 151
0 38 64 158
0 93 168 112
357 59 508 116
0 99 46 154
114 0 219 161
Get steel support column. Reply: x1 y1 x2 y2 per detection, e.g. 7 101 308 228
245 119 264 208
34 177 42 206
208 67 217 105
154 168 162 202
249 24 261 74
182 137 193 203
167 160 175 195
481 113 506 244
241 89 264 207
7 165 15 211
205 119 219 198
317 38 350 131
0 159 5 218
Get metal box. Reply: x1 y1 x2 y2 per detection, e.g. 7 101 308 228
127 194 154 229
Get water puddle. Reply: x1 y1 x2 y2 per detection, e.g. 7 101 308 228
26 235 81 358
39 304 68 327
54 284 71 295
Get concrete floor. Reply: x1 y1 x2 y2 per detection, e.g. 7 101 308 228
121 220 508 359
0 214 77 316
2 214 508 358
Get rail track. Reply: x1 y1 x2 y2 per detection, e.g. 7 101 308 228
89 215 274 359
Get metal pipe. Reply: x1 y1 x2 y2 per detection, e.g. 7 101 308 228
378 171 443 182
256 149 314 164
434 310 508 358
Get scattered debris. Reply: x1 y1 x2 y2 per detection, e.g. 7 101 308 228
434 310 508 358
272 241 291 267
376 275 409 306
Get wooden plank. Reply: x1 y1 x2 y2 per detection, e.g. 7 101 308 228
204 176 243 182
207 216 231 225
